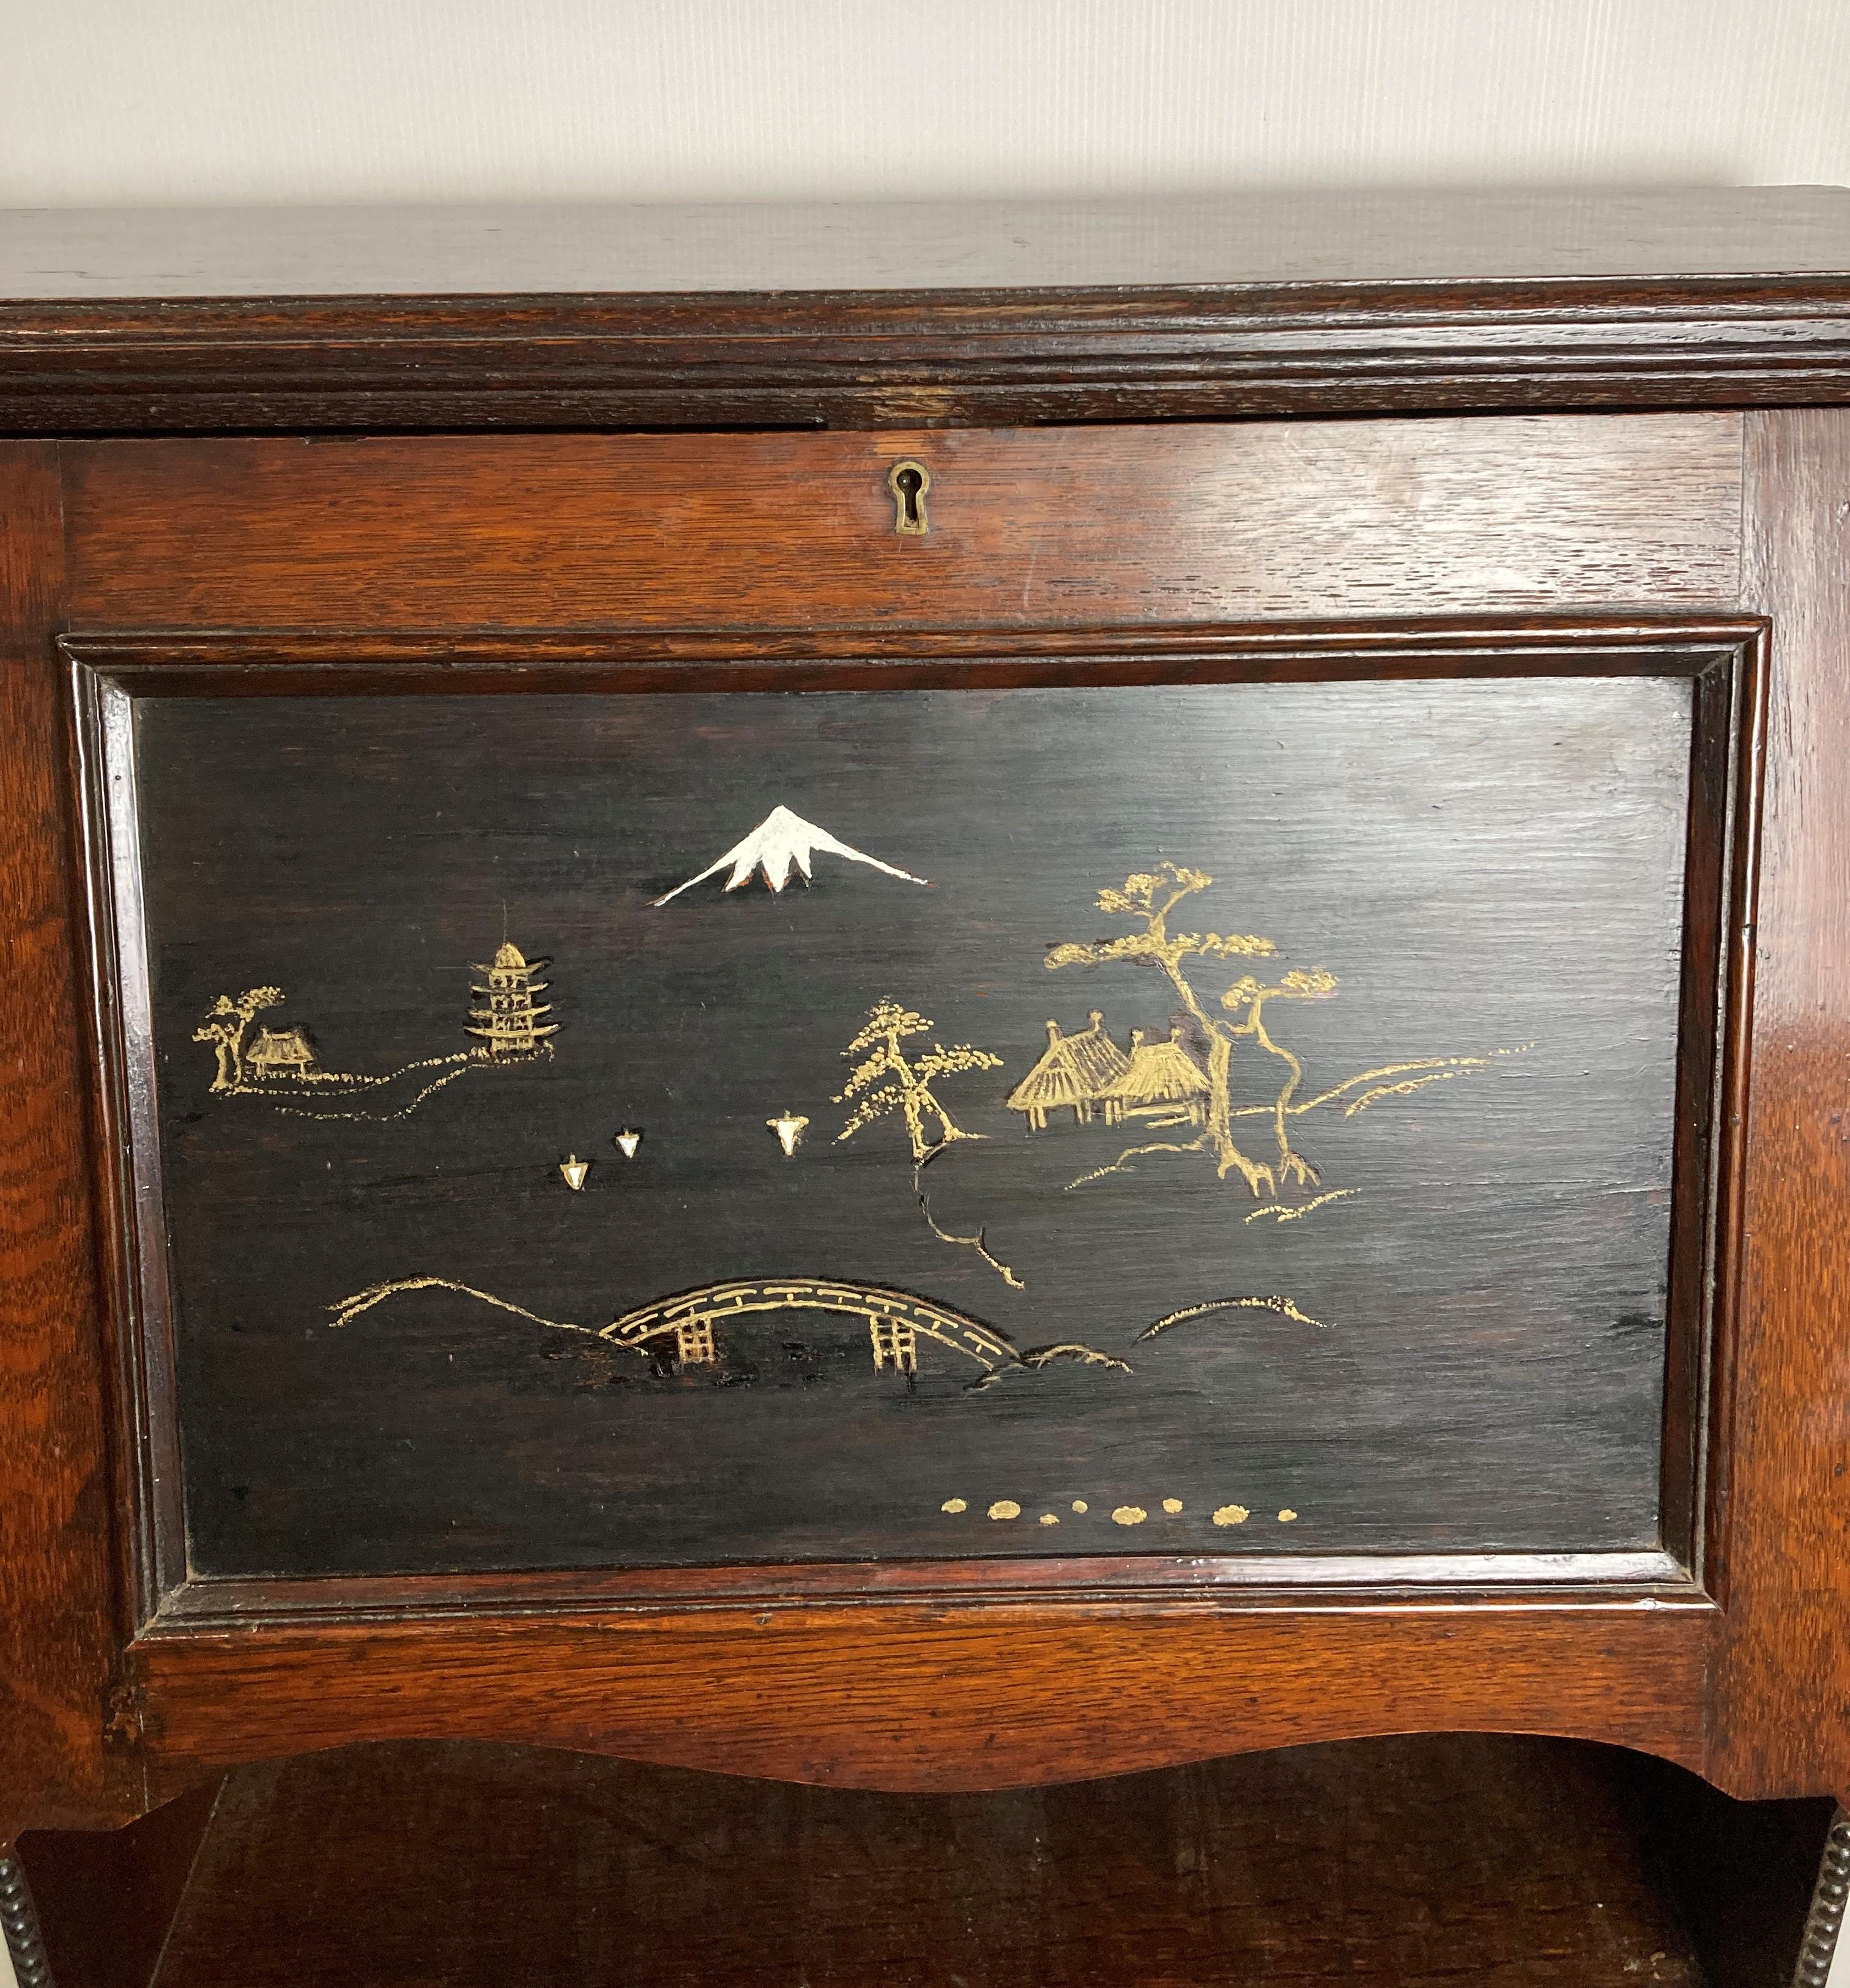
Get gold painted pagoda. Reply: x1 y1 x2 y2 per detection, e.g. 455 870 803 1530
466 941 559 1056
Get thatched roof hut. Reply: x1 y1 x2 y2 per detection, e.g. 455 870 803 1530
247 1025 316 1077
1006 1011 1131 1130
1098 1026 1211 1126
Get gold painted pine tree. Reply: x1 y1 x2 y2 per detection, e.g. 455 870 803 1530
833 1000 1001 1162
833 1000 1021 1288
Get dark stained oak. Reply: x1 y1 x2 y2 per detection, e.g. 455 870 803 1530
4 191 1850 432
7 408 1824 1814
13 411 1786 1828
1707 410 1850 1800
5 200 1850 1867
23 1737 1720 1987
0 444 135 1849
17 1779 220 1988
61 417 1744 631
26 1738 1838 1986
123 1601 1718 1800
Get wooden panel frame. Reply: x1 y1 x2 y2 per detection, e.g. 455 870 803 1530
1706 410 1850 1800
7 407 1850 1831
48 617 1758 1803
0 444 139 1851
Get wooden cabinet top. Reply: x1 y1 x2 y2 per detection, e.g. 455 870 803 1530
5 187 1850 432
6 187 1850 295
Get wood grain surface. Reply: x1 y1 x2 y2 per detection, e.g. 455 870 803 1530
111 675 1693 1581
22 414 1764 1817
9 189 1850 296
61 419 1744 632
2 191 1850 432
61 1735 1723 1988
7 394 1849 1830
0 445 132 1845
121 1598 1718 1798
1706 410 1850 1801
10 286 1850 436
19 1779 219 1988
28 1737 1837 1987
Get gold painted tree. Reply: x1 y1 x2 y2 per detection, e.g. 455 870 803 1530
192 985 284 1092
1220 966 1342 1189
834 1000 1021 1287
834 1000 1001 1162
1049 862 1497 1198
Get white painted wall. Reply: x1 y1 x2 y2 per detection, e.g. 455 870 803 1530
2 6 1847 1985
2 0 1848 209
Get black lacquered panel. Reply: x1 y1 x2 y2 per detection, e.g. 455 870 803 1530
117 675 1694 1578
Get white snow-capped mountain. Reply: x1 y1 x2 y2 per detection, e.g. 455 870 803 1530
652 805 932 906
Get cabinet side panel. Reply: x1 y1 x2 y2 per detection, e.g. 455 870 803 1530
0 444 132 1840
1710 409 1850 1800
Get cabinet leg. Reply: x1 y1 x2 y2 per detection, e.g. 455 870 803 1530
0 1853 54 1987
1795 1807 1850 1987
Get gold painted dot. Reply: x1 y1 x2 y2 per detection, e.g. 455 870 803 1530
1162 1497 1183 1514
941 1498 967 1514
988 1499 1022 1521
1112 1505 1147 1526
1278 1508 1298 1523
1038 1513 1060 1526
1213 1504 1250 1527
1071 1500 1088 1513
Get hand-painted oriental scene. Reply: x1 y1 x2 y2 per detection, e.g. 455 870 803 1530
132 680 1691 1578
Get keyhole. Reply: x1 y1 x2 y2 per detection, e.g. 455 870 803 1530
888 459 931 536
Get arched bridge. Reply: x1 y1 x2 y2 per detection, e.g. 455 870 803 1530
600 1278 1017 1376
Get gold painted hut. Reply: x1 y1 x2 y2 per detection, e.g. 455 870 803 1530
1097 1025 1212 1127
245 1025 317 1080
1006 1011 1131 1130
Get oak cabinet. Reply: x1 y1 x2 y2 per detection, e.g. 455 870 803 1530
4 188 1850 1980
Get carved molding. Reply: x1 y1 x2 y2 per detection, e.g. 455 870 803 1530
0 1856 53 1988
1794 1808 1850 1988
7 281 1850 434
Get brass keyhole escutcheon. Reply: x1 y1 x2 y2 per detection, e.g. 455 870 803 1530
888 459 931 536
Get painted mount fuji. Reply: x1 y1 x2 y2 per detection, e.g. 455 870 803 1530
652 805 932 906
